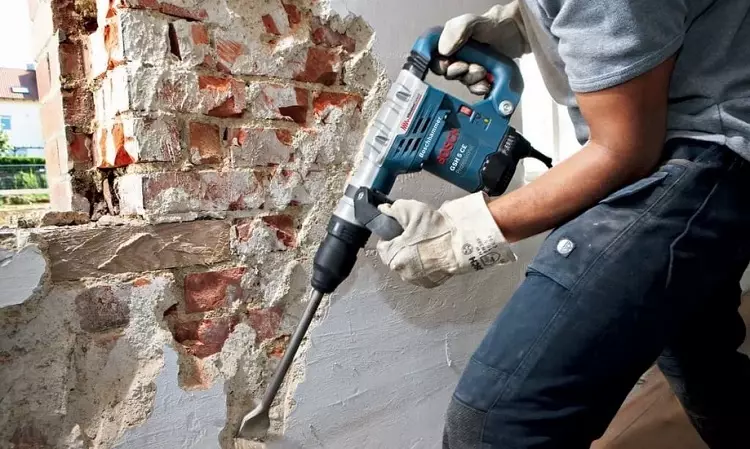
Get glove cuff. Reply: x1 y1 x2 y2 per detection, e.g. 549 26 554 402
439 192 517 272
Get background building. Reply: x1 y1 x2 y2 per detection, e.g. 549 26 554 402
0 67 43 157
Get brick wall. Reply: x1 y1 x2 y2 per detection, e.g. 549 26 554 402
4 0 386 447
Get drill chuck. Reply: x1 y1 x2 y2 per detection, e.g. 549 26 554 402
311 216 371 294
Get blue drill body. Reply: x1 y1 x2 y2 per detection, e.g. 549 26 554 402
311 27 551 294
372 27 525 194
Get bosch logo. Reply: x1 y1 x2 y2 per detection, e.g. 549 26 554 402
437 129 460 165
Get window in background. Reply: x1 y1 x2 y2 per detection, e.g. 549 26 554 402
0 116 11 131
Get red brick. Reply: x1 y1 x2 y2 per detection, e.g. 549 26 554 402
252 84 310 125
261 215 297 248
294 47 341 85
199 76 246 117
313 91 362 117
184 267 246 313
191 23 209 45
247 306 283 343
281 88 309 124
96 121 135 168
216 39 244 72
282 3 301 25
171 317 238 359
67 130 92 164
75 286 130 333
62 87 95 128
111 122 135 167
262 14 281 35
189 121 222 164
59 42 86 83
312 22 356 54
234 218 255 242
159 2 208 21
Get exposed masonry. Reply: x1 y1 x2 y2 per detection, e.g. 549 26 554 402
2 0 389 447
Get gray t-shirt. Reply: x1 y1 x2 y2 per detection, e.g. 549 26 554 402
518 0 750 161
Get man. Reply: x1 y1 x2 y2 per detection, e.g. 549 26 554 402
375 1 750 448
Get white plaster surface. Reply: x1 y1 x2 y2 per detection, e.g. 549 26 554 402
114 347 226 449
0 244 46 307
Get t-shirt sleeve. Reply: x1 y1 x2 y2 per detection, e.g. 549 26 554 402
550 0 688 92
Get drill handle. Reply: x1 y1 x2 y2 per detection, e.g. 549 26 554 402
411 27 523 116
353 187 404 241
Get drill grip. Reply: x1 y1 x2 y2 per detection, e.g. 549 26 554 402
353 187 404 241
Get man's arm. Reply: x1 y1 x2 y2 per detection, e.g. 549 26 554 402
489 56 676 242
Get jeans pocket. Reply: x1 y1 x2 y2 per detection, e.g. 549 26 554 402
529 164 686 290
599 171 668 205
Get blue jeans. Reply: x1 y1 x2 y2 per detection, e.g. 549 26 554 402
444 139 750 449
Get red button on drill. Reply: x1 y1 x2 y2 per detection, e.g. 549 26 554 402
459 106 473 116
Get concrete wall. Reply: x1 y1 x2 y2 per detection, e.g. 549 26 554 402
0 100 44 155
276 2 548 448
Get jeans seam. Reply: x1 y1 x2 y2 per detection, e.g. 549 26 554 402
665 157 737 288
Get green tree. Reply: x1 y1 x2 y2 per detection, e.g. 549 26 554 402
0 129 12 156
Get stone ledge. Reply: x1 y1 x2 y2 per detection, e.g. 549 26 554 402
42 220 231 281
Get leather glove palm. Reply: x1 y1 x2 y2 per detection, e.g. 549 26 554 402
377 193 516 288
433 2 530 95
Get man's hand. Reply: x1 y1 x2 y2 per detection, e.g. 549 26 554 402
433 2 530 95
377 193 516 288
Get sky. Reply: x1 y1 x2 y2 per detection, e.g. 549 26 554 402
0 0 35 69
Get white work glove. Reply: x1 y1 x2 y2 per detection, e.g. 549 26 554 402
377 192 517 288
432 2 530 96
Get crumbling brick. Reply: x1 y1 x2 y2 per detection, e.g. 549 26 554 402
313 91 363 123
294 47 342 86
184 267 246 313
250 84 309 125
58 42 86 86
67 130 92 164
228 128 294 167
62 87 95 129
189 121 222 165
199 75 246 117
247 306 283 344
118 170 263 215
215 38 245 73
311 20 356 54
117 0 208 21
170 20 212 67
261 215 297 248
170 316 238 359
